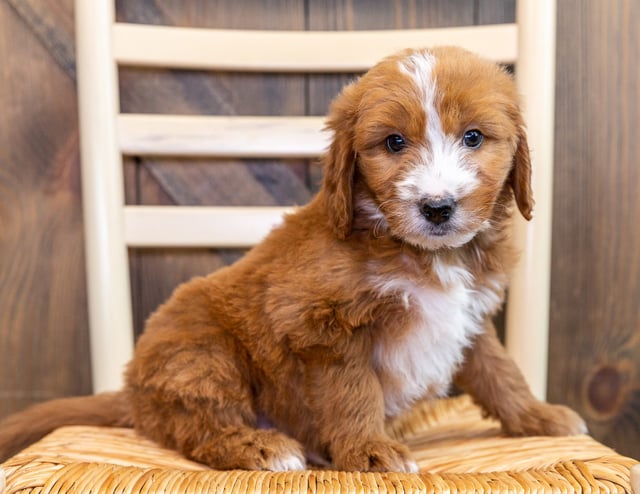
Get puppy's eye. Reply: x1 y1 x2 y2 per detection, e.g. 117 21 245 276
385 134 406 153
462 129 484 149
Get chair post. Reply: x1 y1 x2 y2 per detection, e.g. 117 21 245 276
505 0 557 400
75 0 134 392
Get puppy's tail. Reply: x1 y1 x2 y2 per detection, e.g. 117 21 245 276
0 391 132 463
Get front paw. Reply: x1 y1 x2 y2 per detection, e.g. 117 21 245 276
333 438 418 473
502 402 588 437
191 429 307 471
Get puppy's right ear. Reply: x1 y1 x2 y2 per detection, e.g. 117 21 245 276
509 121 534 221
321 83 359 239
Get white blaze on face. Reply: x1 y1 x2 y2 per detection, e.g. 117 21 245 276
396 53 479 204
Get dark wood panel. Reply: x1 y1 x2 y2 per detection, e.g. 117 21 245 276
550 0 640 459
5 0 76 79
477 0 515 24
117 0 303 29
0 1 91 416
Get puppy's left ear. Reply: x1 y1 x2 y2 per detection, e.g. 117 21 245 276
509 124 534 220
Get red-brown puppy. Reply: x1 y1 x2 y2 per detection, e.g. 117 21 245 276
0 47 586 471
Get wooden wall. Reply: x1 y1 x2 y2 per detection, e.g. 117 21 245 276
549 0 640 459
0 0 638 459
0 0 91 411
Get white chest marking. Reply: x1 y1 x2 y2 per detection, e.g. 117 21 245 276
372 259 484 417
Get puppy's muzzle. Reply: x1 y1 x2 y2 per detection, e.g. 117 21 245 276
419 196 457 225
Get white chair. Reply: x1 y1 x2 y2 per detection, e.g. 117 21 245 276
77 0 555 400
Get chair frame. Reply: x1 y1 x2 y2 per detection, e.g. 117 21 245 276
75 0 556 400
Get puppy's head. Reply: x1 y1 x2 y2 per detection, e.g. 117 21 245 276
321 46 533 250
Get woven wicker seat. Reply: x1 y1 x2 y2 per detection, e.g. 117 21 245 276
2 396 638 494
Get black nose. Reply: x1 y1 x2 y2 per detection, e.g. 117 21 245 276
419 197 457 225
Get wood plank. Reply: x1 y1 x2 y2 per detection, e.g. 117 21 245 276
124 206 290 247
140 159 312 208
5 0 76 79
117 0 304 30
118 114 329 157
549 0 640 460
477 0 516 25
113 22 517 71
0 2 91 416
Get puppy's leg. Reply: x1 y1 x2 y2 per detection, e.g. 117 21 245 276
454 322 587 436
128 332 306 471
303 356 417 473
126 282 306 471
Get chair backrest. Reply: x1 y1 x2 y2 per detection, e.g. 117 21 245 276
75 0 557 400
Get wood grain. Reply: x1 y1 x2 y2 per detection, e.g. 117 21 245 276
477 0 515 24
0 0 91 415
5 0 76 79
549 0 640 459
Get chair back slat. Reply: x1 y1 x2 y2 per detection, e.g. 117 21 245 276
124 206 291 248
113 23 518 72
118 115 329 158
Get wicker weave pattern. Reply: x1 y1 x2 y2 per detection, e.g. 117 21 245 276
2 396 638 494
2 461 636 494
